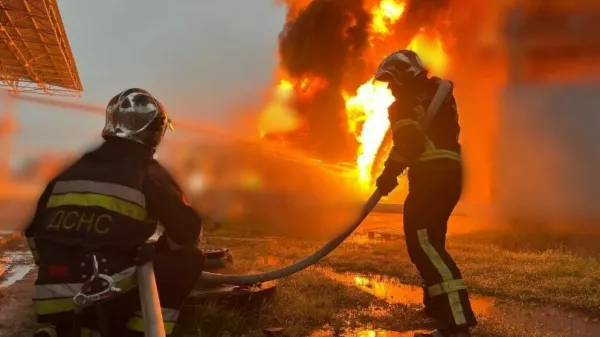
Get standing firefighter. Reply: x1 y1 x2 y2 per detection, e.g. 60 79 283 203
25 88 205 336
374 50 477 337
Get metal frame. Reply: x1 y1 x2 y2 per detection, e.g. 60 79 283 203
0 0 82 96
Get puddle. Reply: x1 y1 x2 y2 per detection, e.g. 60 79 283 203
310 328 428 336
315 268 600 337
321 270 494 315
256 258 492 314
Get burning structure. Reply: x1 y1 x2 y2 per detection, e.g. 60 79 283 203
258 0 455 191
181 0 487 229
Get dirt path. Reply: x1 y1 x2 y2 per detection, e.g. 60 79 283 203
3 233 600 337
0 240 37 336
0 269 37 337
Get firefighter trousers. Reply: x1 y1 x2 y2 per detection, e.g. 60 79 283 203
404 165 477 332
120 244 206 336
39 243 205 337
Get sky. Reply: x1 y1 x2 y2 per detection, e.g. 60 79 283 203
10 0 286 165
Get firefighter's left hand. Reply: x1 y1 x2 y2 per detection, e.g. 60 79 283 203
376 165 403 196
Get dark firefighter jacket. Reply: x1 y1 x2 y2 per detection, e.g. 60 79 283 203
24 138 202 317
383 76 461 174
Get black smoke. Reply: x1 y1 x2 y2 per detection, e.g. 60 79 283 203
275 0 456 162
279 0 369 80
278 0 370 162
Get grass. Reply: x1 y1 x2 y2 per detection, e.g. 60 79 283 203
4 221 599 336
185 272 382 337
182 250 570 337
202 229 600 317
183 223 600 336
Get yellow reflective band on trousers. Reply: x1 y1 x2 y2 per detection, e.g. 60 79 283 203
417 229 467 326
428 279 466 297
126 315 176 335
32 269 137 315
46 193 147 221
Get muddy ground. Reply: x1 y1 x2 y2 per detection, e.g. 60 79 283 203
2 213 600 336
0 239 36 337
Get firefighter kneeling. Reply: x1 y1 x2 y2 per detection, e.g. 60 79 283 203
373 50 477 337
26 88 206 336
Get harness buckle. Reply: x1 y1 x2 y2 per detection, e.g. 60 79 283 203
72 254 122 311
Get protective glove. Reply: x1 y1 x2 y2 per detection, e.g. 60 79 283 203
375 162 406 196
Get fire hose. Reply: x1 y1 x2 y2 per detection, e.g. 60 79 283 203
198 189 382 285
197 79 452 285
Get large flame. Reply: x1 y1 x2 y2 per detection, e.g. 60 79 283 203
346 30 449 187
260 0 450 189
344 80 394 183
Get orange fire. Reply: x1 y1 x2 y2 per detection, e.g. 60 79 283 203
344 80 394 183
261 0 450 188
347 33 449 187
258 79 298 137
371 0 406 36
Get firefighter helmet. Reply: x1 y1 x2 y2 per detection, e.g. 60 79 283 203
101 88 174 150
374 49 427 85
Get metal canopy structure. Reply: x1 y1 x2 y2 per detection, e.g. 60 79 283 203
0 0 82 96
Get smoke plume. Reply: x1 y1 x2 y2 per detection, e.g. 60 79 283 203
279 0 369 80
274 0 461 162
278 0 370 161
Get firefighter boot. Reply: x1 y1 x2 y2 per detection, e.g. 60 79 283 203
415 284 435 319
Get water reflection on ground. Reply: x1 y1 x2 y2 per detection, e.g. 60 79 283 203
310 267 600 337
323 270 494 315
310 328 429 337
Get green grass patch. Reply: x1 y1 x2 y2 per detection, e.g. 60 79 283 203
203 229 600 317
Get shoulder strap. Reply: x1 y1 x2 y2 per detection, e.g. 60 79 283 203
421 80 453 131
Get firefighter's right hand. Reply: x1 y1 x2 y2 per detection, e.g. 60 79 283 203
376 167 400 196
